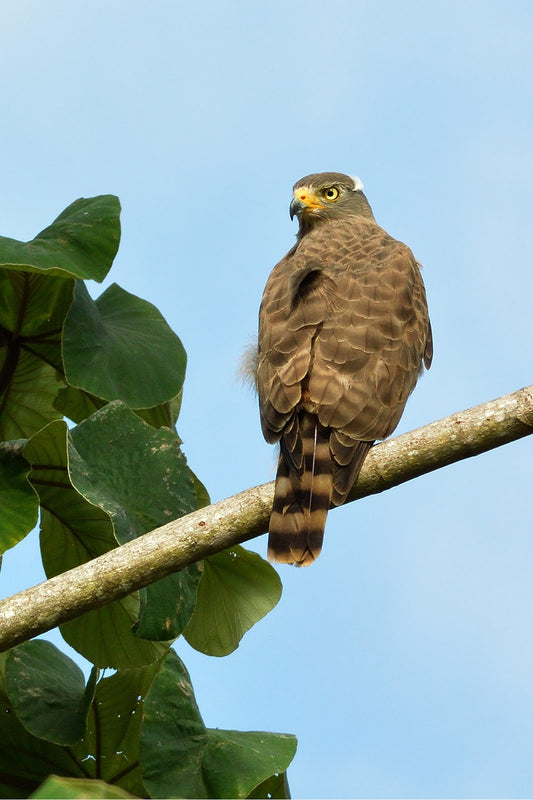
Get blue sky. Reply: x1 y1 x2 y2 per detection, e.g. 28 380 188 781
1 1 533 797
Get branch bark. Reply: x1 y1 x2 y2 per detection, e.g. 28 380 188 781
0 385 532 652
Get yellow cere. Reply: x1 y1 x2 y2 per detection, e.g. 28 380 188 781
294 187 325 210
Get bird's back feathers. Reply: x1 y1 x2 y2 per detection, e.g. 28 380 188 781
257 173 432 566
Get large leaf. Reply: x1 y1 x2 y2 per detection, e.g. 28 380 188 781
0 670 87 798
0 271 73 372
5 641 96 746
59 600 167 670
22 419 115 565
184 546 282 656
140 650 297 799
0 440 38 555
0 195 120 438
63 282 187 408
24 404 202 660
23 420 167 669
67 662 162 797
31 776 138 799
0 653 159 798
69 401 201 640
69 401 197 543
0 195 120 281
0 271 72 439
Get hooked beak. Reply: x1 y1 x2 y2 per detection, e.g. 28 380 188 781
289 196 306 220
289 187 325 220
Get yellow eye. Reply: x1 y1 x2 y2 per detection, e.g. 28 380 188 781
324 186 340 201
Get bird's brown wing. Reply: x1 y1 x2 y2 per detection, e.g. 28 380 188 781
257 217 431 563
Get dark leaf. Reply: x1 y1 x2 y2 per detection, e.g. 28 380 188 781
0 440 38 555
63 282 187 409
135 563 203 641
0 195 120 282
0 195 120 437
134 389 184 430
0 271 73 439
68 662 162 797
141 650 297 799
69 401 200 641
0 662 87 798
5 641 95 746
53 384 106 424
23 420 167 668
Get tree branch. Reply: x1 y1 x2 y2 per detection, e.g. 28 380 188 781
0 385 532 652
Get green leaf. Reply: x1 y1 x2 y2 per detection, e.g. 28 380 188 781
0 440 39 555
63 282 187 408
54 384 106 424
132 388 184 430
0 348 65 440
134 395 180 429
23 404 201 659
59 599 167 669
57 387 185 431
203 731 296 799
22 419 116 567
184 546 282 656
190 469 211 509
68 662 162 797
68 401 198 543
0 194 120 438
247 772 292 798
0 195 121 281
0 271 73 371
140 650 297 799
0 271 73 439
0 673 86 798
69 401 200 640
0 653 159 798
5 641 96 746
135 563 203 641
31 776 139 799
23 419 166 669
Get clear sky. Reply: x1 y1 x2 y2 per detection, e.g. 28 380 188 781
1 1 533 797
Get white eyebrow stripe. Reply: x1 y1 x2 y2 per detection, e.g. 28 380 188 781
349 175 364 191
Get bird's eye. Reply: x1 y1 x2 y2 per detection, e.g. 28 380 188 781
324 186 340 201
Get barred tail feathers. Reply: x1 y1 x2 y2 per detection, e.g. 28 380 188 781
329 433 374 506
267 415 333 567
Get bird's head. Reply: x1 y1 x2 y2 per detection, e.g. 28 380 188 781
290 172 374 235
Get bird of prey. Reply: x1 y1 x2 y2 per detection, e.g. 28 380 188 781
256 172 432 566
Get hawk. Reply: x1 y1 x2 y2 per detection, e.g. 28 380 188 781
256 172 432 566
